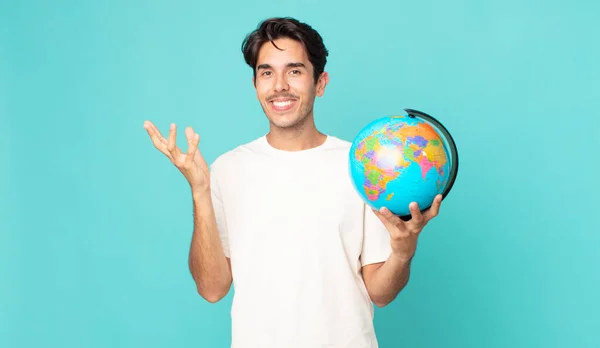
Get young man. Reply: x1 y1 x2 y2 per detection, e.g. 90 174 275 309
143 17 442 348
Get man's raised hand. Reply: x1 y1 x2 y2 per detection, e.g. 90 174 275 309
144 120 210 193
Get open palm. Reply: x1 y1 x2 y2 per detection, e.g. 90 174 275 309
143 121 209 192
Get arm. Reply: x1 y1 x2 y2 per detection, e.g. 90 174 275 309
362 194 443 307
361 255 412 307
142 121 232 303
188 189 232 303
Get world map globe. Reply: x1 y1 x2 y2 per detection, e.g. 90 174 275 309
349 109 459 220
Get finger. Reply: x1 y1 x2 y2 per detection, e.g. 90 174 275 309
149 122 168 145
185 133 200 165
375 207 406 231
167 123 184 158
167 123 176 152
143 121 161 144
408 202 424 227
144 121 172 159
184 126 205 162
185 126 195 144
183 126 196 165
424 194 443 221
372 209 395 231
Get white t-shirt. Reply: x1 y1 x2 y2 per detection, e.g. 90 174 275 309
209 134 392 348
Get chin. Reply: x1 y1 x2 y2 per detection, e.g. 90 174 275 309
264 109 302 129
260 101 311 130
269 115 304 129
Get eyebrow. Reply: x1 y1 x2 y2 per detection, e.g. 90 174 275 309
256 62 306 70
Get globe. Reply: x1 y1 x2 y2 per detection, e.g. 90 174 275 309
349 108 458 220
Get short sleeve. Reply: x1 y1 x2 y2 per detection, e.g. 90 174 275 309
210 162 230 258
360 204 392 266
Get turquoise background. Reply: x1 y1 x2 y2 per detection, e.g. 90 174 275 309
1 0 599 347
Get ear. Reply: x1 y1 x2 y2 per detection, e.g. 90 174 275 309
316 72 329 97
252 76 256 88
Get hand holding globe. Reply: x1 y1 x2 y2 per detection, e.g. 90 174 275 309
349 108 459 221
372 194 443 262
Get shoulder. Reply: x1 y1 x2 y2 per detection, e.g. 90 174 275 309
321 135 354 163
209 136 265 172
322 135 353 156
325 135 352 149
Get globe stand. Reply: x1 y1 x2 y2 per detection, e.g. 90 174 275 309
396 108 459 221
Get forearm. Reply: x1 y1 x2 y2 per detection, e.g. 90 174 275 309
188 190 232 302
365 254 413 307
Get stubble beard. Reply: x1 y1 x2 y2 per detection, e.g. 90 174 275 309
263 99 315 132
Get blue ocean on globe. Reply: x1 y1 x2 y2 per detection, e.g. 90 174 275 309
348 110 458 218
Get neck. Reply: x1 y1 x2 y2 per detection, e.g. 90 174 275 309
266 116 326 151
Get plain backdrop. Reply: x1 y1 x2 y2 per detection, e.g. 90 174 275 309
1 0 599 347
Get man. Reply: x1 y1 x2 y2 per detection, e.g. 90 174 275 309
143 17 442 348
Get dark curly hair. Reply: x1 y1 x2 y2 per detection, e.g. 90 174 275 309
241 17 329 84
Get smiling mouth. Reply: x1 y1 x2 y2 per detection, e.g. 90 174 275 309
269 99 297 112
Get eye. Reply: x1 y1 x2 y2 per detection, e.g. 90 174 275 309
261 71 272 76
289 69 301 75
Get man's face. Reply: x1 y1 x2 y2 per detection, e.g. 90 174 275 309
253 38 328 129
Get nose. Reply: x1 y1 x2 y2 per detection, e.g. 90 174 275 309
273 72 289 92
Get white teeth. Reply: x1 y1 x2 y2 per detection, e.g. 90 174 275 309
273 100 293 107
